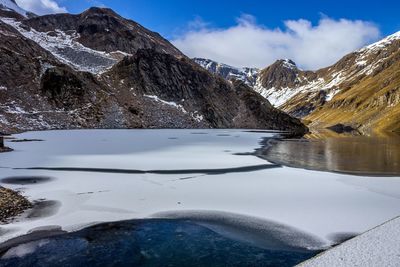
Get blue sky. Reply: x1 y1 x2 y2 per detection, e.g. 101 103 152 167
57 0 399 38
16 0 400 69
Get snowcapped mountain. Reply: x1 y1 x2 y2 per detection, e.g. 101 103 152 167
0 0 27 16
196 31 400 133
0 5 307 134
304 31 400 132
194 58 259 87
194 57 316 108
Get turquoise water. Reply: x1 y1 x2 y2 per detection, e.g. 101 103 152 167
0 219 319 267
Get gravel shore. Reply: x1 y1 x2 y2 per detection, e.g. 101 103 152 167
0 187 32 223
0 147 12 153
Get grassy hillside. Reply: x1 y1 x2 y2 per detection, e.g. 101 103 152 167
306 50 400 133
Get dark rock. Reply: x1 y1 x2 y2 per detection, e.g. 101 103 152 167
327 124 357 134
22 7 183 57
0 8 307 134
0 187 32 223
104 49 308 133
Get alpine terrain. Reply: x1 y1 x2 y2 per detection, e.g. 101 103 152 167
0 1 307 134
196 33 400 133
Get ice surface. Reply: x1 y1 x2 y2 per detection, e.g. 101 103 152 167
1 129 400 249
299 216 400 266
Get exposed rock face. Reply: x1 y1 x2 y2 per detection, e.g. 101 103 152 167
103 50 307 133
22 7 183 57
254 33 400 132
0 18 133 133
0 187 32 222
0 6 307 134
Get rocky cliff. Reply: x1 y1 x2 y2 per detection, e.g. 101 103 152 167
0 5 307 134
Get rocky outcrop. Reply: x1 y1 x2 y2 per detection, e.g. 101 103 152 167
0 6 308 134
22 7 183 57
103 49 308 133
197 32 400 133
257 60 316 90
0 187 32 222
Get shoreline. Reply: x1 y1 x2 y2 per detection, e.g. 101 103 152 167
0 187 32 223
297 215 400 266
1 129 400 259
0 147 12 153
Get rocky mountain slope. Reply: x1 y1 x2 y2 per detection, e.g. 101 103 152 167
194 58 259 87
197 33 400 133
0 4 307 134
305 33 400 132
0 0 27 17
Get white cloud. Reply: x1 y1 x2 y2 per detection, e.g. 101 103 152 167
172 15 380 70
16 0 67 15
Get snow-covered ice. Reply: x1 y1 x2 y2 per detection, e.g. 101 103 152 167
0 129 400 250
299 216 400 266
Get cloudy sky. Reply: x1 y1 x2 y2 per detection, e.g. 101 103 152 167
14 0 399 69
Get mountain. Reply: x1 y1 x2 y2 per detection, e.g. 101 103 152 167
0 5 307 134
193 58 259 87
22 7 183 58
304 32 400 132
0 0 27 17
196 33 400 133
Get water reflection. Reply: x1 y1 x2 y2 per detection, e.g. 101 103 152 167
259 134 400 176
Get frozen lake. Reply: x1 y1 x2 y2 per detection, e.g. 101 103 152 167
1 129 400 266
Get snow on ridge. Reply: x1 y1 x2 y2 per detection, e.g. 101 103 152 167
254 85 299 107
0 0 27 16
256 31 400 108
352 31 400 76
359 31 400 53
194 58 259 87
282 59 297 70
0 17 118 74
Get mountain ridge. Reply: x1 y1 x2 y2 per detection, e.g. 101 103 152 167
195 31 400 133
0 5 307 134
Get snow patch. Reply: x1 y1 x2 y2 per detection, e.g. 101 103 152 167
325 89 340 101
191 111 204 122
0 18 118 74
282 59 297 70
355 60 367 66
358 31 400 53
194 58 259 87
144 94 187 113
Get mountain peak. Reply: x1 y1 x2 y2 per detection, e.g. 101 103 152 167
0 0 27 17
359 30 400 53
193 58 259 87
82 6 119 17
274 59 298 70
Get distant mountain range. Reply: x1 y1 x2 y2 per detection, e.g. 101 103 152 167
195 32 400 133
0 1 306 134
